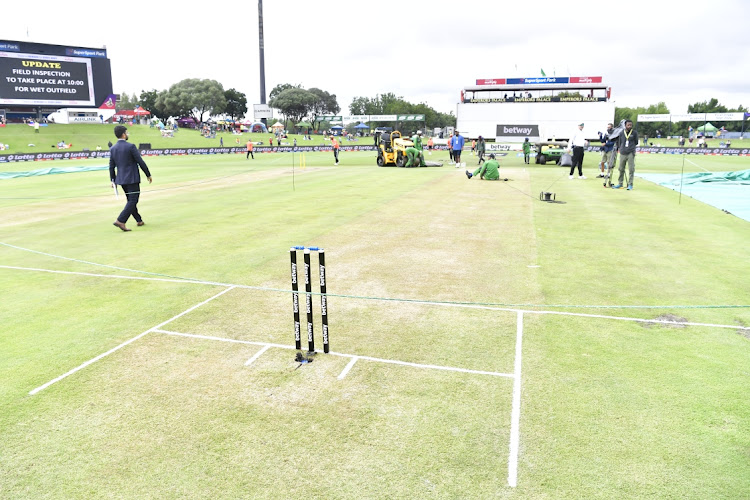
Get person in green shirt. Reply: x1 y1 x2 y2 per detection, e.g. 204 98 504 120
476 136 486 164
466 153 501 180
522 137 531 164
411 130 423 152
405 146 424 167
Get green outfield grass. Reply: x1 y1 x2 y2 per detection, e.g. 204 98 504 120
1 147 749 499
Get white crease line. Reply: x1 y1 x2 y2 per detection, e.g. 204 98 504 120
155 330 291 349
508 311 524 488
527 309 750 330
685 158 711 173
154 330 514 378
0 265 219 286
244 345 271 366
29 286 236 395
352 354 514 378
4 265 748 331
337 357 359 380
29 330 153 396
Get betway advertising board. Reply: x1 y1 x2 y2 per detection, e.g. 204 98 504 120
496 124 540 141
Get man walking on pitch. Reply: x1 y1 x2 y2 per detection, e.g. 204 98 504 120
476 135 486 164
109 125 152 231
612 120 638 190
331 135 340 165
598 123 617 183
522 137 531 164
451 130 465 168
246 139 254 159
568 123 588 179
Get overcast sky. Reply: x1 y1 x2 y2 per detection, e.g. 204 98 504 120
3 0 749 116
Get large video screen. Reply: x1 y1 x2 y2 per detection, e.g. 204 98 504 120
0 40 112 108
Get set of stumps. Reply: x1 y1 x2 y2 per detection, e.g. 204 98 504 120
290 246 329 364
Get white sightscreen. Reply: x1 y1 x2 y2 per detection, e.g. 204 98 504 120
457 101 616 142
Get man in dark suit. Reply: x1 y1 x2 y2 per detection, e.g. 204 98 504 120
109 125 152 231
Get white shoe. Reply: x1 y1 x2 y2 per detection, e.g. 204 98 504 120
569 175 574 179
579 175 586 179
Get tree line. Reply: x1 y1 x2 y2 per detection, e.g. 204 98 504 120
267 84 340 128
615 98 748 138
349 92 456 131
117 79 456 131
117 80 743 138
117 79 247 125
117 80 346 128
266 84 457 131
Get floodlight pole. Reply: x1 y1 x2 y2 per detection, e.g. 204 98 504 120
258 0 267 127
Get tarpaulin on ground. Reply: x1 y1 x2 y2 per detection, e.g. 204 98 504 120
638 169 750 222
0 165 108 180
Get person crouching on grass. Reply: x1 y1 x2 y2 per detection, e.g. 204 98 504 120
405 146 424 167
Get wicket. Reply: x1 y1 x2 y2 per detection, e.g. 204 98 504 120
289 246 329 354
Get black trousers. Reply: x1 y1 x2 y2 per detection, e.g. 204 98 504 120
117 183 142 223
569 146 584 176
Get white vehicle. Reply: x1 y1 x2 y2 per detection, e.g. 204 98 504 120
46 93 117 124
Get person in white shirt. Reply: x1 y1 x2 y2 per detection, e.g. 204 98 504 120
568 123 588 179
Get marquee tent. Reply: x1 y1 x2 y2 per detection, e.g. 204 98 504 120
248 122 268 133
696 122 718 135
177 117 197 128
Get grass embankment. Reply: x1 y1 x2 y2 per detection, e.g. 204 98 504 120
0 123 368 154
